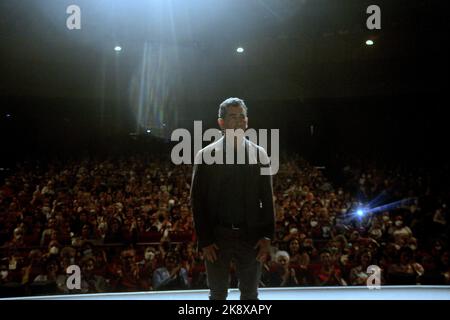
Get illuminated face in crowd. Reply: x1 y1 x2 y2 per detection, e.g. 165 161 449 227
277 256 289 266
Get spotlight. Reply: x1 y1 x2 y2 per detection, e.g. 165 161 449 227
146 129 151 133
356 209 364 217
236 47 244 53
365 40 374 46
114 46 122 52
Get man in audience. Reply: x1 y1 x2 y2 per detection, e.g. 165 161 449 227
152 252 189 290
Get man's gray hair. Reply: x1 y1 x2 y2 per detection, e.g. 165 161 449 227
218 97 247 119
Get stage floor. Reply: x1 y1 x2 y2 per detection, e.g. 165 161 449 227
2 286 450 300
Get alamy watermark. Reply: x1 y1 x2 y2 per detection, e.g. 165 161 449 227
170 121 279 175
66 4 380 31
66 5 81 30
366 5 381 30
66 264 81 290
366 265 381 289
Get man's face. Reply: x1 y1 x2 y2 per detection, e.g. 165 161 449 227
218 105 248 131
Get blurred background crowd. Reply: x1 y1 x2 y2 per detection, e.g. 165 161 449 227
1 152 448 297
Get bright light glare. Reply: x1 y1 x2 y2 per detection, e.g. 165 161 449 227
114 46 122 52
146 129 151 133
236 47 244 53
365 40 374 46
356 209 364 217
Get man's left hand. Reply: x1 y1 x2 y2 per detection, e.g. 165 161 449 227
254 238 271 262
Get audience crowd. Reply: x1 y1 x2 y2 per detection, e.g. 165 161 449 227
0 153 448 296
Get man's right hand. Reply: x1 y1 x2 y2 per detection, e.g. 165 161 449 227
202 244 219 263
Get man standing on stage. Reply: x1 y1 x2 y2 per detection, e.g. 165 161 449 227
190 97 275 300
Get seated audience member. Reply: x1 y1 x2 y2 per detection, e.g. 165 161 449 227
388 247 424 285
349 250 376 285
265 251 299 287
418 254 446 285
152 252 189 290
313 249 347 286
113 249 149 292
80 256 109 293
1 260 11 285
21 250 43 285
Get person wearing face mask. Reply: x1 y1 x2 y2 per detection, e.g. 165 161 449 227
80 242 95 258
389 215 412 239
368 219 385 241
138 246 158 283
144 247 156 262
45 240 61 260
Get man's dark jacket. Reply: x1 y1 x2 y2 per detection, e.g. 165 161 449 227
190 136 275 249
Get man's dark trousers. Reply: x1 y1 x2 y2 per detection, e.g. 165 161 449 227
205 226 262 300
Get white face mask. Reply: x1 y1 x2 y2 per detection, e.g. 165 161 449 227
145 252 155 261
9 261 17 270
409 245 417 251
310 221 318 227
50 246 59 255
395 220 403 227
0 271 8 279
382 216 390 221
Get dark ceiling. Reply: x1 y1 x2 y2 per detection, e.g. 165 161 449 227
0 0 448 102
